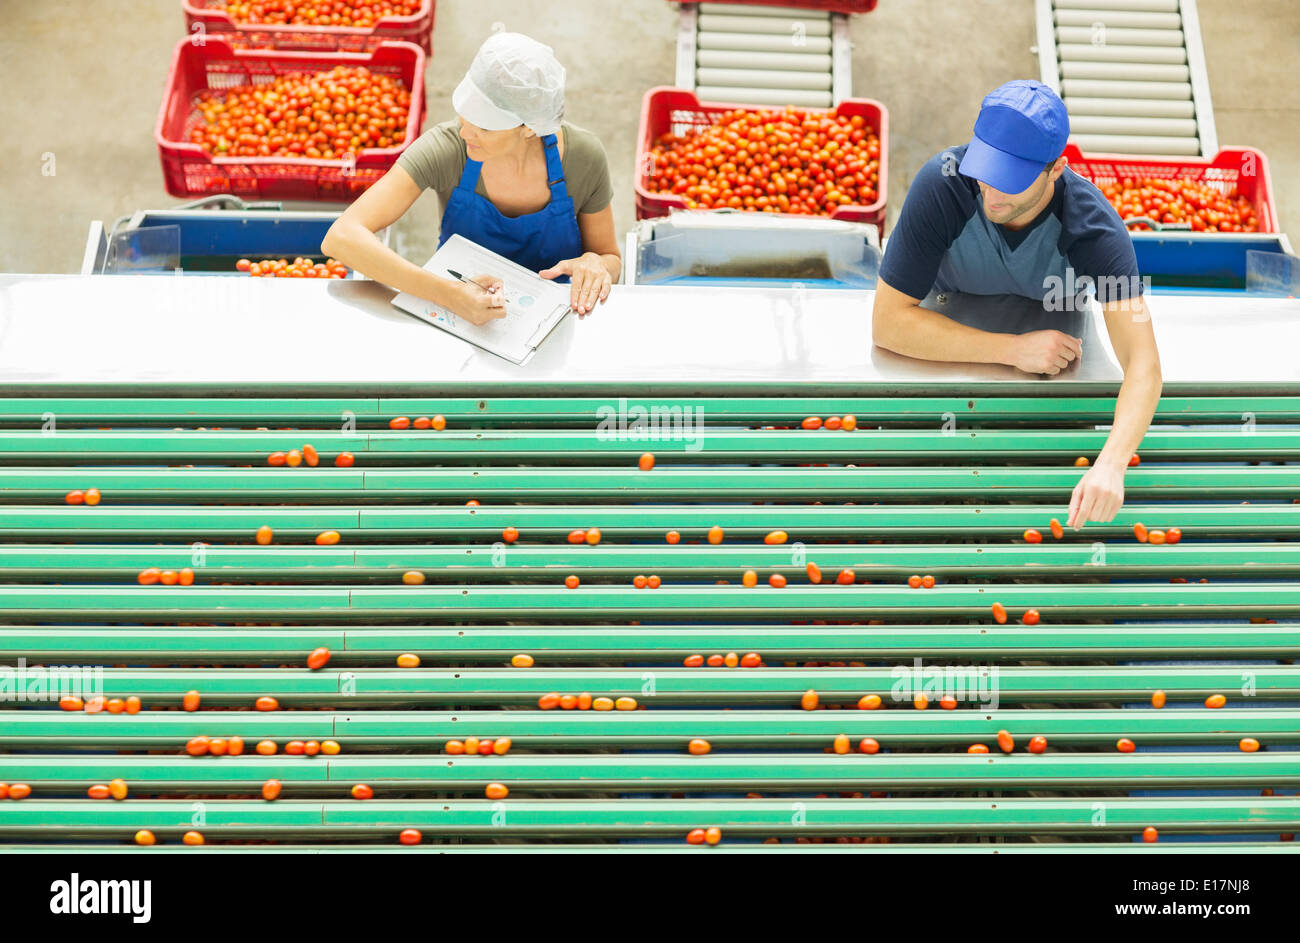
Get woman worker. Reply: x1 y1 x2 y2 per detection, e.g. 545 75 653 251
323 31 621 324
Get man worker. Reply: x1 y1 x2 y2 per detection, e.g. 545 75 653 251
872 80 1162 531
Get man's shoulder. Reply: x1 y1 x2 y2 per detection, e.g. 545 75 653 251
1057 167 1129 240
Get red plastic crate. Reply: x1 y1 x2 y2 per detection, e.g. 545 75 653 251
1063 143 1277 233
182 0 435 52
677 0 878 12
635 87 888 233
155 38 426 201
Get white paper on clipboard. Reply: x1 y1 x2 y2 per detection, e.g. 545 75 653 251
391 234 572 365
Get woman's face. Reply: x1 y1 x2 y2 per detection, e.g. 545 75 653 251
458 117 531 159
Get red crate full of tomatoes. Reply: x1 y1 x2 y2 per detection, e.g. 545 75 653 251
1064 143 1276 234
182 0 436 52
155 37 426 200
636 88 887 234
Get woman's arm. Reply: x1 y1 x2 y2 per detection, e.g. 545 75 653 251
539 204 622 314
321 166 504 325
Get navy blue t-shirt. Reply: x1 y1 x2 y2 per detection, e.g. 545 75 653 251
879 143 1143 305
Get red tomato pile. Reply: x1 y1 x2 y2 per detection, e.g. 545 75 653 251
646 107 881 215
213 1 423 28
1098 176 1258 232
189 65 411 159
238 257 348 278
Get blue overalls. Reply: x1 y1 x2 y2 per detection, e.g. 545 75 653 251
438 132 583 277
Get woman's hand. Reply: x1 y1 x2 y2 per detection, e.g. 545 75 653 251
539 252 612 316
1066 459 1126 530
448 275 506 326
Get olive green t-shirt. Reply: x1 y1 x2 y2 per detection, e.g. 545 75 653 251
396 119 613 216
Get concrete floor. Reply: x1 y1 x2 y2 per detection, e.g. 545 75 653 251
0 0 1296 274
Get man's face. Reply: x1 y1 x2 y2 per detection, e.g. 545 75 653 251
977 169 1051 225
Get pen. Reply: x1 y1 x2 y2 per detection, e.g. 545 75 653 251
446 269 502 295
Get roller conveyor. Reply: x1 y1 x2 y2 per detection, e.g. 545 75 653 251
677 2 853 107
1036 0 1218 154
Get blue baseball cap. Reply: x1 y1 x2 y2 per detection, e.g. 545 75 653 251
959 80 1070 194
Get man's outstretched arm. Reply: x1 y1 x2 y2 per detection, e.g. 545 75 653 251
1065 294 1163 530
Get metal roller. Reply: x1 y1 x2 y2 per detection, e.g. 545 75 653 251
1068 114 1198 136
1060 78 1191 99
696 48 832 73
695 85 833 107
696 67 832 91
1057 43 1188 64
1053 9 1181 28
698 2 828 16
1054 26 1185 45
697 13 832 36
1054 0 1179 11
1060 60 1190 81
1071 133 1201 154
1064 96 1194 117
696 30 833 53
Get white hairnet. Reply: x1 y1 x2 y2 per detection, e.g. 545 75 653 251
452 32 566 138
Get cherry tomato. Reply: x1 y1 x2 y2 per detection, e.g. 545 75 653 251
836 568 855 585
833 734 851 754
706 654 725 667
740 652 761 668
991 602 1007 624
511 653 534 668
1239 738 1261 752
302 443 319 467
286 449 302 468
485 782 509 799
567 529 587 544
228 736 245 756
182 830 204 845
352 784 374 799
267 451 287 466
432 415 446 431
967 743 989 754
1023 529 1042 543
585 528 602 545
84 487 102 506
806 562 822 583
1133 522 1148 543
255 696 279 711
1129 454 1141 467
1074 456 1090 467
256 525 274 545
647 575 662 589
768 573 787 588
1021 609 1040 626
316 530 341 545
1116 738 1136 753
996 729 1015 753
396 653 420 668
638 453 656 471
857 694 881 710
412 416 431 430
8 784 30 799
389 417 410 430
920 574 935 589
138 568 161 586
208 738 228 756
1049 518 1064 540
1205 694 1227 709
859 737 880 754
1166 527 1182 544
1027 735 1047 754
182 690 201 712
907 575 922 589
63 489 86 505
689 738 712 755
502 526 519 543
306 647 331 669
285 740 306 755
87 784 110 799
940 695 957 710
634 574 649 589
801 689 819 711
262 779 282 800
723 652 739 668
913 694 929 710
704 827 722 845
134 830 156 845
615 697 637 711
178 567 194 586
683 654 704 667
59 695 83 711
493 738 512 755
399 828 422 845
665 530 681 544
402 570 425 585
1147 529 1166 544
564 575 580 589
560 694 577 710
707 525 725 544
1151 690 1166 709
764 530 788 545
335 452 355 467
256 739 277 755
1142 826 1158 843
801 417 823 430
538 693 561 710
841 415 858 431
445 740 465 755
592 697 614 711
686 828 706 845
